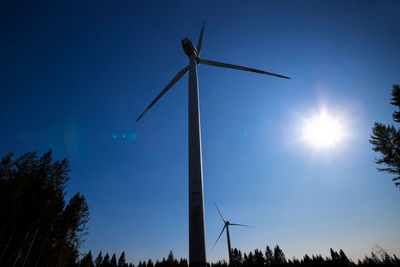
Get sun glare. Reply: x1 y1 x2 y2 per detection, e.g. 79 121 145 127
301 110 346 149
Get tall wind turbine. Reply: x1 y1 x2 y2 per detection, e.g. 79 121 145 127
213 203 249 264
136 23 290 267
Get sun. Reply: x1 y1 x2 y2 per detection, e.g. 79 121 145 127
301 110 346 149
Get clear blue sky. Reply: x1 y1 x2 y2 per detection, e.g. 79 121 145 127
1 0 399 263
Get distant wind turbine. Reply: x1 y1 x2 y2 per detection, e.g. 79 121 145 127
213 203 249 264
136 22 290 267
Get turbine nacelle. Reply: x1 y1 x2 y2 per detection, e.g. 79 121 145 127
181 38 198 57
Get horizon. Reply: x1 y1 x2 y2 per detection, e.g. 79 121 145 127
1 0 400 264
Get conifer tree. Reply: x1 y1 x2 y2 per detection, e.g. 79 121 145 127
102 253 111 267
230 248 243 267
339 249 350 265
370 84 400 187
265 246 273 267
253 249 264 267
95 252 103 267
80 251 95 267
272 245 286 265
118 251 127 267
111 253 118 267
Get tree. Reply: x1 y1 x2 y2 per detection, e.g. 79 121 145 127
272 245 286 265
370 84 400 187
167 250 175 263
80 251 95 267
330 248 340 263
339 249 350 265
102 253 111 267
118 251 127 267
265 246 273 267
57 193 90 265
230 248 242 267
111 253 118 267
95 252 103 267
253 249 264 267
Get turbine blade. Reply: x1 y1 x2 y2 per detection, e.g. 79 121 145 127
229 223 250 227
212 225 226 249
214 201 226 223
197 21 206 55
136 65 189 122
198 58 291 79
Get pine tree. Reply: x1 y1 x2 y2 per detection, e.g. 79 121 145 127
111 253 118 267
339 249 350 265
167 250 175 263
230 248 243 267
253 249 264 267
272 245 286 265
118 251 127 267
102 253 111 267
264 246 273 267
370 84 400 187
95 252 103 267
80 251 95 267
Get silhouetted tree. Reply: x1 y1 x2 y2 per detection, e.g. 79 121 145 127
179 258 188 267
231 248 243 266
331 248 340 264
244 251 255 267
111 253 118 267
57 193 90 266
339 249 351 265
118 251 128 267
167 250 175 263
211 260 228 267
95 252 103 267
272 245 286 265
102 253 111 267
80 251 95 267
253 249 264 267
265 246 273 267
370 84 400 188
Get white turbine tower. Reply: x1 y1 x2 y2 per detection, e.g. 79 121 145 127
136 23 290 267
213 203 249 264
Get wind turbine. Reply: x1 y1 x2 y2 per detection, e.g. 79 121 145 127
136 23 290 267
213 203 249 264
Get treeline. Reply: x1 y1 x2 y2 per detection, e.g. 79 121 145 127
78 247 400 267
0 151 90 266
224 246 400 267
78 250 187 267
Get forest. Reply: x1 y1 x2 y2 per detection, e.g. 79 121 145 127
0 151 89 266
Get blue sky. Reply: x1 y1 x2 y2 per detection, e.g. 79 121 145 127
1 0 400 263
